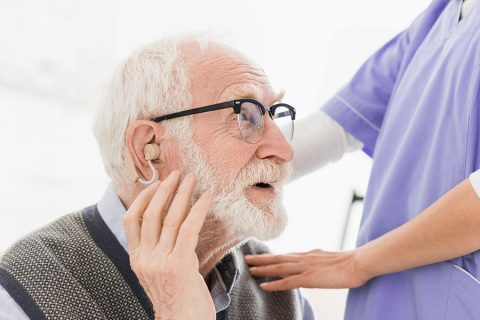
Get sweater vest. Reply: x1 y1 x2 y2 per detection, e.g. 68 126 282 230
0 205 303 319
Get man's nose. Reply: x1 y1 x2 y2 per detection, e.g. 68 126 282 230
255 116 294 163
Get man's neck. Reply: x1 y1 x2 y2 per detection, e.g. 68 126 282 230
196 215 242 277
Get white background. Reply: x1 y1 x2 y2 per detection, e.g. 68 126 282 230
0 0 430 318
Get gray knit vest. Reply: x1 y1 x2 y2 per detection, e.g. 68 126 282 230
0 205 303 319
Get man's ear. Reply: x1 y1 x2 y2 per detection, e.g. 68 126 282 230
124 120 165 183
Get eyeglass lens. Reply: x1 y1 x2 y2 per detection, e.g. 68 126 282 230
237 102 294 144
238 102 264 143
272 105 294 142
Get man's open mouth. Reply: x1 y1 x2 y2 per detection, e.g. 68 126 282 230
254 182 273 189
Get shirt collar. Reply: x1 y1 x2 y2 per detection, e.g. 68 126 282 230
96 185 240 313
96 185 129 252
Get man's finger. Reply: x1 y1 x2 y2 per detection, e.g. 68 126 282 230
140 170 180 249
157 173 196 254
249 262 302 278
124 181 161 253
174 191 212 255
259 274 304 292
244 254 299 266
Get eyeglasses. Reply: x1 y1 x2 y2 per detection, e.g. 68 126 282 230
151 98 296 144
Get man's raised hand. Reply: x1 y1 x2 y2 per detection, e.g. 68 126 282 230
124 171 215 320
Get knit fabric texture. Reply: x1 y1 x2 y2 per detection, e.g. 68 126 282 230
0 207 303 319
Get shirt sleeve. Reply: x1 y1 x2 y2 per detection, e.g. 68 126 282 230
469 169 480 198
322 1 444 156
0 285 29 320
291 110 362 180
322 28 410 157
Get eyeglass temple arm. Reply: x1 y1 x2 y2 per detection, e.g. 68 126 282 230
152 101 236 122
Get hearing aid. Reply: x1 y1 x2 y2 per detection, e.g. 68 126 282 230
125 143 161 186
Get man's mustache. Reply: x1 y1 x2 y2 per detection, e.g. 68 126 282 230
233 159 292 191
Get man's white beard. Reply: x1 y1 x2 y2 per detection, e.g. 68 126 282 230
175 126 292 241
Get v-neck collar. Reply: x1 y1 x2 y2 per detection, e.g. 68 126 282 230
460 0 480 19
452 0 480 34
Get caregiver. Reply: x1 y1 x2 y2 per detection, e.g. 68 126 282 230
246 0 480 319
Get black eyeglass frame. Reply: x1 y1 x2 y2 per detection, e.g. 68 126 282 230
151 98 296 123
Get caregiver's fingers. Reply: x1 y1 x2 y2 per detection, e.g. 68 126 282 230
124 180 162 253
174 191 212 255
140 170 181 249
244 253 299 266
157 173 196 254
249 262 303 278
259 275 305 292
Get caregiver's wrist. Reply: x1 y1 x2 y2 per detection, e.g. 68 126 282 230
351 246 379 285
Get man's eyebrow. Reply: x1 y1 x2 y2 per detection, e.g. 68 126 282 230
227 86 286 106
229 86 261 100
270 90 285 105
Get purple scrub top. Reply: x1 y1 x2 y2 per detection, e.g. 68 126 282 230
323 0 480 319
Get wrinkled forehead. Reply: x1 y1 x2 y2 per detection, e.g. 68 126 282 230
222 84 284 107
182 42 280 106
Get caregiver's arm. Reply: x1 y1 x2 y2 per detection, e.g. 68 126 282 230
291 110 362 181
246 174 480 291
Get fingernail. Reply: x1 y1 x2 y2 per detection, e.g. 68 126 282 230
249 267 257 272
203 191 213 199
168 170 179 180
148 180 161 189
186 172 196 182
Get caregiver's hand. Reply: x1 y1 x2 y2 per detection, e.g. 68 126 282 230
123 171 215 320
245 249 372 291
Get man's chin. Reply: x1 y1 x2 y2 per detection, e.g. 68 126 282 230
234 201 288 241
252 209 288 240
208 189 288 242
245 187 277 216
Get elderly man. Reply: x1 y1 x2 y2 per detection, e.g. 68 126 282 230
0 37 314 319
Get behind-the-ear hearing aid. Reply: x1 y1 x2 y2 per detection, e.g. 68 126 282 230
124 143 161 187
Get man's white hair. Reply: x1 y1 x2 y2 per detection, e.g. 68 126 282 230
93 36 207 184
